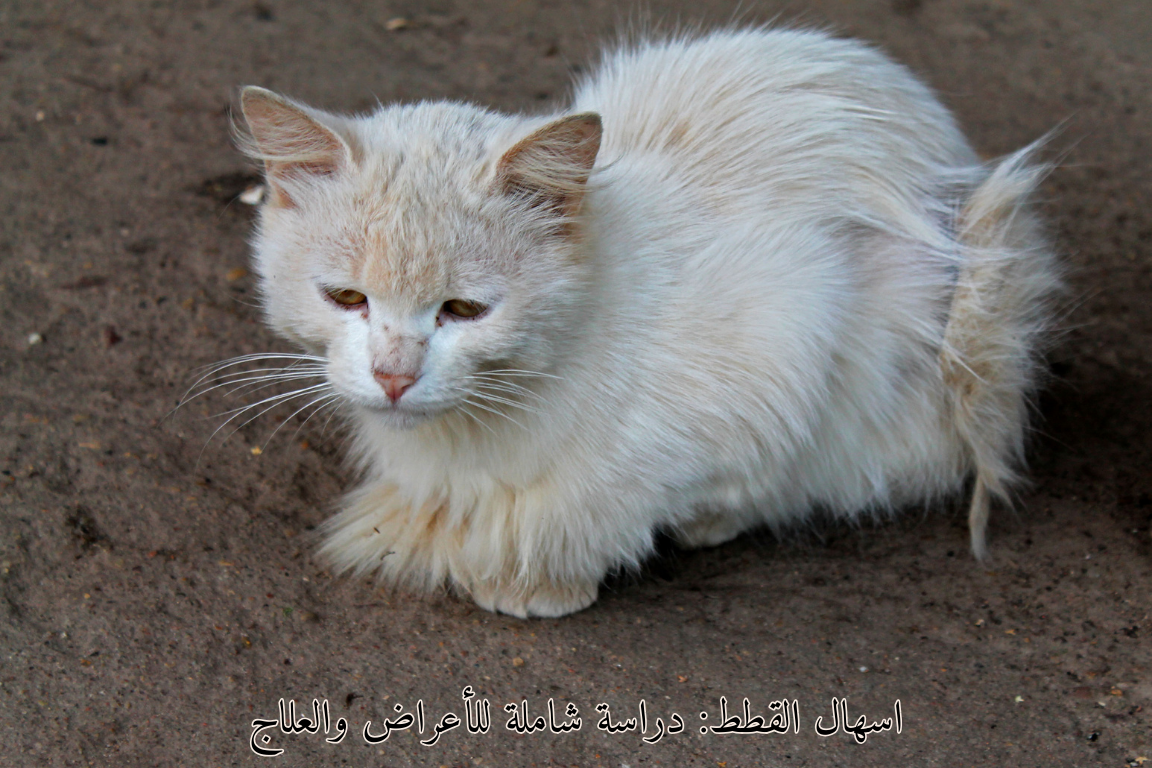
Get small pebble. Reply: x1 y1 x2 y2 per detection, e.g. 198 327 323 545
385 17 410 31
239 185 265 205
27 333 43 345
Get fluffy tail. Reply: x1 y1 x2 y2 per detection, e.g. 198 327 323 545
940 143 1060 560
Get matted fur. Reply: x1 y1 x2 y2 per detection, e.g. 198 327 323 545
236 28 1059 618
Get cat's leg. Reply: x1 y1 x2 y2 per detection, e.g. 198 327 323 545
464 577 599 619
315 481 458 592
317 478 604 618
454 493 605 618
671 509 751 549
672 480 767 549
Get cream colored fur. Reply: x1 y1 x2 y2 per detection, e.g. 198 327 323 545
236 28 1058 617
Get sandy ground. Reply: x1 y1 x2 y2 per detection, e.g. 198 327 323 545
1 0 1150 766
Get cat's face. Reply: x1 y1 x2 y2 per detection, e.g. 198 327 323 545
241 90 601 428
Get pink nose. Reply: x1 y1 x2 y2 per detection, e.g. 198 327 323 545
373 372 417 403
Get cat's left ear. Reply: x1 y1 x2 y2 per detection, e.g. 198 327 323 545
496 113 602 220
238 86 351 207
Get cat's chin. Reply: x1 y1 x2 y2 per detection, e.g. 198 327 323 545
357 405 433 430
354 403 440 431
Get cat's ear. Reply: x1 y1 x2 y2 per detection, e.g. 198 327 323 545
238 86 350 207
495 113 602 221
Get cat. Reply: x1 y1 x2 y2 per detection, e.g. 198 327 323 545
228 27 1059 618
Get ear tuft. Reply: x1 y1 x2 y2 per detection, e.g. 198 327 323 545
496 113 602 220
238 86 349 206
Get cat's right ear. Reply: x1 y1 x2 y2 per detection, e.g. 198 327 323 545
237 86 350 207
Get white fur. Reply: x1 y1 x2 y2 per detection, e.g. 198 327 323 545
238 28 1058 617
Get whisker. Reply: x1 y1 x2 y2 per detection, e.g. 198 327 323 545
475 368 562 380
289 396 343 443
194 384 327 467
185 359 323 394
183 370 328 405
468 390 541 414
207 365 327 384
184 353 335 466
318 402 344 438
472 385 546 406
181 357 326 405
221 372 329 399
463 397 527 430
210 383 331 420
192 353 328 374
219 385 333 444
463 377 546 401
264 392 341 449
201 362 327 379
457 403 497 435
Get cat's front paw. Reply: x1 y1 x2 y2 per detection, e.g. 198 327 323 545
321 482 603 618
465 577 599 619
672 510 749 549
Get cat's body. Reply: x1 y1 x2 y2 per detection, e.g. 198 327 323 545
237 29 1058 617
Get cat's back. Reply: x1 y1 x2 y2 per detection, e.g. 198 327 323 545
573 28 976 218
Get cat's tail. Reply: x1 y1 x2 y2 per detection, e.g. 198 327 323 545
940 142 1061 560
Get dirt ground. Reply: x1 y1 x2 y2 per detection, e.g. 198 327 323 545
1 0 1150 765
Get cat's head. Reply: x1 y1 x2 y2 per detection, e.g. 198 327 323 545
238 87 601 429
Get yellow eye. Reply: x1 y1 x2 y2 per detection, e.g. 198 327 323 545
441 299 487 319
326 288 367 306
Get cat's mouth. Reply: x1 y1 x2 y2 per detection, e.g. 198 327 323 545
353 397 444 430
354 385 527 433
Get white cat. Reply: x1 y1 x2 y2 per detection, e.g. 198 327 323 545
232 28 1058 617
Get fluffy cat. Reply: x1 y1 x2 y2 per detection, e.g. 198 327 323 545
231 28 1058 618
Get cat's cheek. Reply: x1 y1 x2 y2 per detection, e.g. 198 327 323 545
326 371 380 410
326 332 389 409
437 313 526 368
257 270 339 355
422 333 482 395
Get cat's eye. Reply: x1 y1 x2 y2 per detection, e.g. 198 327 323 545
441 299 488 319
326 288 367 307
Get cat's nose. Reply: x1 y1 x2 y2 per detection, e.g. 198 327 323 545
373 371 417 403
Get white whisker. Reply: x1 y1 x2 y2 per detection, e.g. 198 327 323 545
183 370 328 405
463 376 546 401
456 404 497 436
219 384 333 444
463 397 527 430
318 402 344 438
469 390 540 414
180 357 327 407
192 353 328 374
210 383 331 420
211 366 327 384
290 396 343 443
264 392 341 449
476 368 562 380
221 372 330 399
